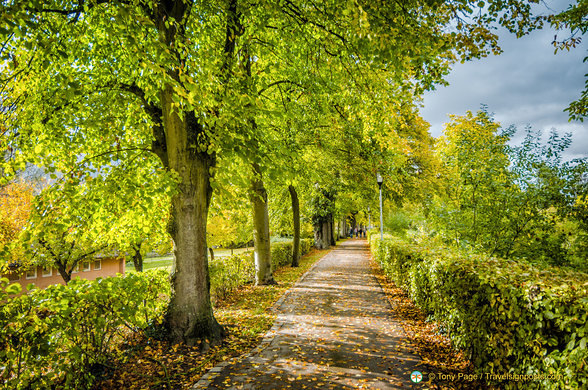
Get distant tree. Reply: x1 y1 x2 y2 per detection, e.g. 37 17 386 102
435 109 588 266
0 181 34 270
23 182 109 283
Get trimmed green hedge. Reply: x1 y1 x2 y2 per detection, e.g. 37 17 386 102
371 235 588 389
0 270 170 389
209 238 314 300
208 238 314 299
269 238 314 269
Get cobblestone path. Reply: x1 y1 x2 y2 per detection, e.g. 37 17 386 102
193 239 428 389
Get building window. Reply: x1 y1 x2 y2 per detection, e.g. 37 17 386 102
8 273 19 281
83 261 91 271
26 267 37 280
94 260 102 270
42 266 52 277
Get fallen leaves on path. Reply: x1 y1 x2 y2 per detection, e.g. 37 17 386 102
93 249 329 390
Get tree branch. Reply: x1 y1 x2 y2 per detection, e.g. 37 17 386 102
258 80 304 96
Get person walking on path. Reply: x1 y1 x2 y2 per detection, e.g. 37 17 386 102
194 240 427 389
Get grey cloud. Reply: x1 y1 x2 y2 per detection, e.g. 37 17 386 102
421 22 587 161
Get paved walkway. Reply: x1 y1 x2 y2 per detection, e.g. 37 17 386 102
194 239 428 389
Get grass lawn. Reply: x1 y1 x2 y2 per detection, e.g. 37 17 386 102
125 247 253 272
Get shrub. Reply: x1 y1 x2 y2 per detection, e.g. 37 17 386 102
209 238 315 300
0 238 318 388
209 252 255 300
269 238 314 269
371 235 588 389
0 270 169 389
300 238 313 256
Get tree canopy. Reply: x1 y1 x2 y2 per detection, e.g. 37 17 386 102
1 0 581 344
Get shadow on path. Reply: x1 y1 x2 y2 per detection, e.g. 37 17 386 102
194 239 428 389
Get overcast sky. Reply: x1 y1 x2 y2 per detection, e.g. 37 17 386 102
420 1 587 161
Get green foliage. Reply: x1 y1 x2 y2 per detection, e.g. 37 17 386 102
372 235 588 389
209 238 314 301
433 111 588 268
209 252 255 302
269 238 314 269
383 207 428 237
0 271 170 389
548 0 588 121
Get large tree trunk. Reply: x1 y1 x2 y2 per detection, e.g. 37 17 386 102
149 0 238 346
251 163 275 285
314 216 331 249
288 185 300 267
161 86 222 345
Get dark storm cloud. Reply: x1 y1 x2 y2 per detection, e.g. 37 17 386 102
420 14 587 161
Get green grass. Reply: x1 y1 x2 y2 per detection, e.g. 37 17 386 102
125 247 253 272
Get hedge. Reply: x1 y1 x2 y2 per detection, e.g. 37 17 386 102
268 238 314 269
371 235 588 389
209 237 314 300
0 238 316 389
0 270 170 389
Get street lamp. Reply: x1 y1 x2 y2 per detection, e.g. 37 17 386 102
377 172 383 240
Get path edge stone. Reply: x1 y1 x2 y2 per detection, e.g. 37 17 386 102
191 246 334 389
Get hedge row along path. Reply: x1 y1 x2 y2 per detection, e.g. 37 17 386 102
193 239 428 389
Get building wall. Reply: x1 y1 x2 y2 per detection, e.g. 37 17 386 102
3 257 125 295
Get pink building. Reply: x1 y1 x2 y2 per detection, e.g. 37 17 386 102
3 257 125 295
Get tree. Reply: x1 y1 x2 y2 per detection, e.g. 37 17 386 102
288 185 301 266
434 109 588 266
549 0 588 121
2 0 549 344
435 109 511 246
23 180 110 283
97 157 175 273
0 180 34 270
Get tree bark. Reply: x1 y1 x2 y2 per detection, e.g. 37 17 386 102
329 214 336 246
160 86 222 345
251 163 275 285
132 243 144 272
56 261 72 284
314 216 331 250
288 185 300 267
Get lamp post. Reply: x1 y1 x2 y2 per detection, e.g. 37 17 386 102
377 172 383 240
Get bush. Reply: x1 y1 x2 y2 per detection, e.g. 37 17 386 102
371 235 588 389
209 252 255 300
209 238 315 300
300 238 313 256
269 238 314 269
0 270 170 389
0 238 318 388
